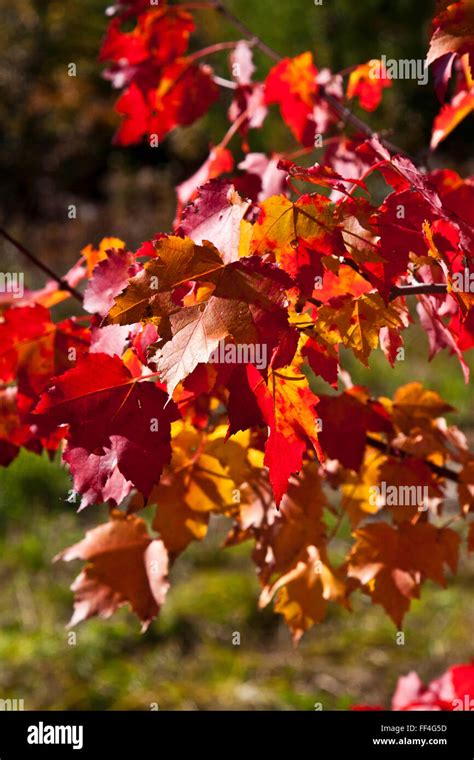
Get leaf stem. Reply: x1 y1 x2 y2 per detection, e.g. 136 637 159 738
187 40 251 63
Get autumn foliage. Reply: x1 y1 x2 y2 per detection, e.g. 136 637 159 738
1 0 474 644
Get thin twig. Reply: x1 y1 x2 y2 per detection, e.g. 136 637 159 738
389 282 448 300
213 74 237 89
218 106 251 149
188 39 251 63
320 88 422 165
211 0 424 167
366 434 460 483
305 282 448 310
0 226 83 303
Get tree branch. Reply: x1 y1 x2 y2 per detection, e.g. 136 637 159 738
305 282 448 310
188 39 251 63
0 227 84 303
366 434 460 483
319 88 422 165
211 0 423 166
389 282 448 300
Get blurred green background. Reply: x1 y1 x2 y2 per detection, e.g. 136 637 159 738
0 0 473 710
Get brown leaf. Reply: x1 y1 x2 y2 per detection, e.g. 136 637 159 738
348 521 460 627
56 511 169 631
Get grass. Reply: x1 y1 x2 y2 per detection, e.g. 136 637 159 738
0 444 473 710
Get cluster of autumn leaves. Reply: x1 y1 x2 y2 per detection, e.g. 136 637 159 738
100 0 473 152
1 0 474 642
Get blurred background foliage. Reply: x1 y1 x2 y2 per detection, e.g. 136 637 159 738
1 0 473 265
0 0 473 710
1 449 473 710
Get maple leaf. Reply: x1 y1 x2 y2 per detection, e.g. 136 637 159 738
391 382 455 434
64 445 134 509
417 293 470 382
266 546 346 643
246 364 323 504
0 389 24 465
252 462 327 584
368 188 436 297
249 193 346 293
152 493 210 558
430 50 474 149
0 304 91 398
219 363 263 436
313 264 373 304
0 386 63 466
317 387 393 471
383 381 465 470
152 253 295 396
354 659 474 710
253 464 347 641
90 324 132 359
431 83 474 149
109 238 295 395
347 521 459 627
427 0 474 67
114 62 218 146
151 299 234 397
100 7 195 67
33 353 179 505
341 444 446 527
346 60 392 111
228 42 268 144
379 322 406 367
321 136 374 200
341 449 388 526
134 425 259 556
359 137 474 258
265 53 318 145
107 236 224 325
56 510 169 631
313 293 403 365
430 168 474 228
378 457 444 523
175 146 234 220
84 248 139 317
459 459 474 513
301 336 339 388
278 158 368 195
100 2 221 145
178 180 251 264
81 237 125 277
0 304 53 389
237 153 288 202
